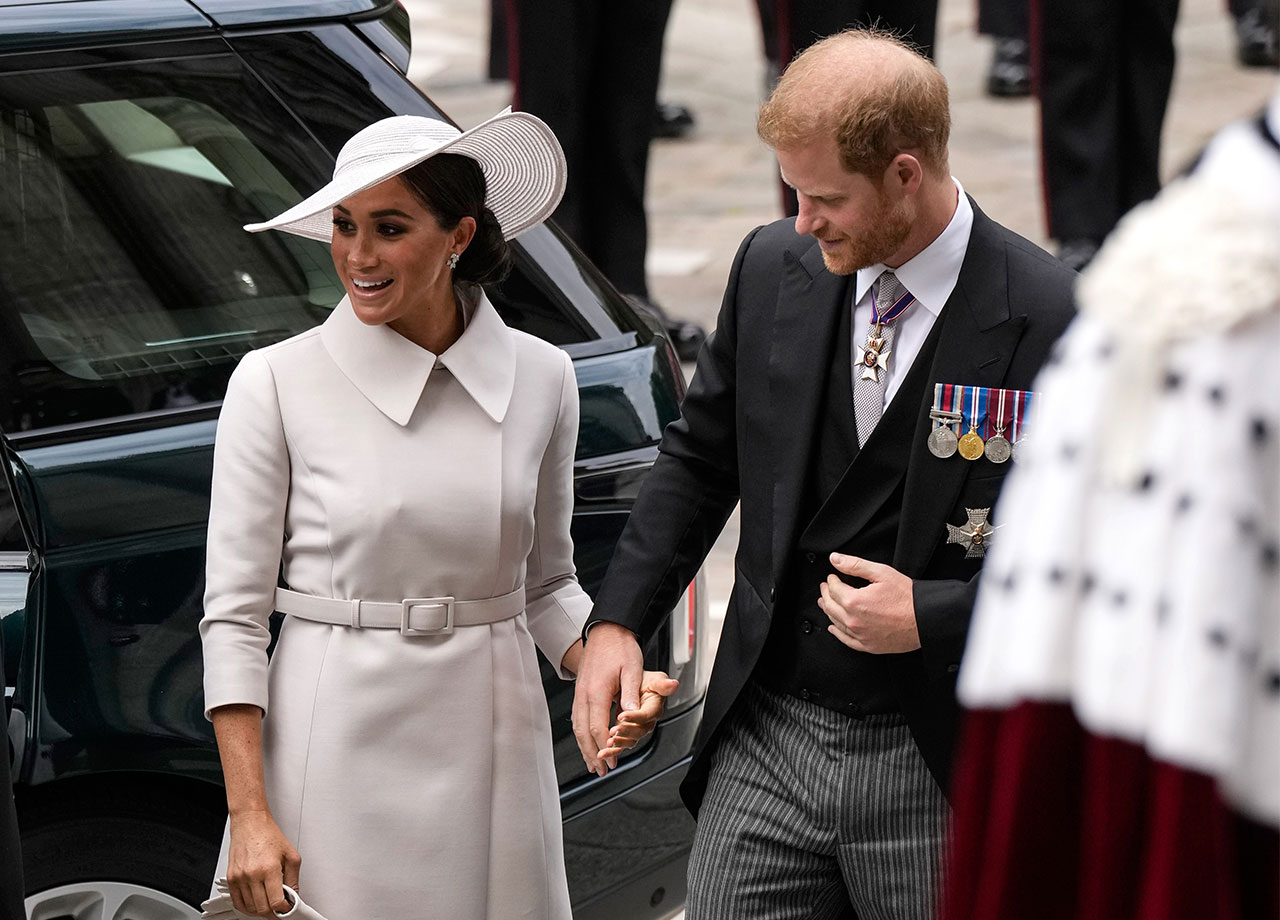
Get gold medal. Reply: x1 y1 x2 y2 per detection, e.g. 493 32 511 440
958 429 985 460
957 384 985 460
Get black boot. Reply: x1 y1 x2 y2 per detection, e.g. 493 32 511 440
986 38 1032 98
653 102 696 139
1235 7 1280 68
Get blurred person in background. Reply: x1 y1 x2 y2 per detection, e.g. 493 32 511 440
1034 0 1180 272
507 0 707 361
979 0 1032 97
945 82 1280 920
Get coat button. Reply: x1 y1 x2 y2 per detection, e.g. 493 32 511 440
947 663 960 674
800 688 811 701
801 620 814 634
847 702 862 717
806 551 816 564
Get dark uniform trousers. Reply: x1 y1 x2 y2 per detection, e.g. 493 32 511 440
687 294 949 920
1035 0 1180 243
507 0 673 300
978 0 1028 40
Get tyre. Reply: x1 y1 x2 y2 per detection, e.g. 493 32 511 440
20 781 223 920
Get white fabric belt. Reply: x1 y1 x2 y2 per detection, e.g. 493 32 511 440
274 585 524 636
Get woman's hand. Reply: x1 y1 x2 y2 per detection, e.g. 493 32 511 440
597 670 679 768
227 809 301 918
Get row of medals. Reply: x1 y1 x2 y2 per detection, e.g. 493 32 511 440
927 408 1021 463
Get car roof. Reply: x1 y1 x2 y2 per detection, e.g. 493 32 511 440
0 0 397 52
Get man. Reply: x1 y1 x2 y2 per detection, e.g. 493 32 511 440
573 30 1076 919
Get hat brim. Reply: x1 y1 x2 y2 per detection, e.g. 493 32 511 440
244 108 566 242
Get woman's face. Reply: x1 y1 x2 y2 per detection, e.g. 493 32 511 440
330 176 474 342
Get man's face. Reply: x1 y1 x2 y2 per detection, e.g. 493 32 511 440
777 137 912 274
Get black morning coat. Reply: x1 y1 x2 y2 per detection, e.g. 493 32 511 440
588 199 1078 816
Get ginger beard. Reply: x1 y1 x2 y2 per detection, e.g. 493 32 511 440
820 188 914 276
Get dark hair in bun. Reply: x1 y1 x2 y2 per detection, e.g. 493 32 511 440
399 152 511 285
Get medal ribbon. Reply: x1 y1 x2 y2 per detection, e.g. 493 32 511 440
870 285 917 325
1015 390 1034 441
985 388 1012 439
966 384 986 433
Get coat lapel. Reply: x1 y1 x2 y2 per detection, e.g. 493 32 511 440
895 202 1030 575
768 240 852 588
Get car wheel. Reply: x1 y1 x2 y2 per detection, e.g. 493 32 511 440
21 788 222 919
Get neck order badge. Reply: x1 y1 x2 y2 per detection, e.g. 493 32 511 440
854 274 916 383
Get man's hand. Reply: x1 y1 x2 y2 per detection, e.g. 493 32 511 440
818 553 920 653
571 622 643 776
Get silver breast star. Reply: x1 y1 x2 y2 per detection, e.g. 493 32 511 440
946 507 995 558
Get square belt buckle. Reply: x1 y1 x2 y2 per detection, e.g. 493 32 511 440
400 597 455 636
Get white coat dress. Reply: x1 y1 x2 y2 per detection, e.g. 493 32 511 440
200 287 591 920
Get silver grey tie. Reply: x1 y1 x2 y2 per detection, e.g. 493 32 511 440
852 271 910 447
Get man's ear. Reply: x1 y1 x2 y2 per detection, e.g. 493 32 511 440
883 153 923 198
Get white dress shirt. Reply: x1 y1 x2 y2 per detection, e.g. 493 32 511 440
852 178 973 410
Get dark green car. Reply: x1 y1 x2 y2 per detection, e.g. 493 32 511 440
0 2 707 917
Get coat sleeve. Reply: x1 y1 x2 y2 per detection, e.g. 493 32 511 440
199 350 290 719
524 350 593 679
586 226 764 644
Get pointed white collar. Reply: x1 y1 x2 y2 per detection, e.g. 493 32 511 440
319 285 516 426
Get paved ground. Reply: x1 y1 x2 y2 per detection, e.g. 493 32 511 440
401 9 1272 914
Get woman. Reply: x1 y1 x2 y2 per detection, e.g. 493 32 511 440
200 109 675 919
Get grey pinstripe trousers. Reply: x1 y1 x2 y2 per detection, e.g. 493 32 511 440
687 680 949 920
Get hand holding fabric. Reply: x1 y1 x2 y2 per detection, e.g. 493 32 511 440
818 553 920 653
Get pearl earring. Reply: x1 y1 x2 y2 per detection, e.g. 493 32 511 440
447 252 460 269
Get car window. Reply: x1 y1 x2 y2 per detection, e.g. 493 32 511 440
0 42 615 436
0 54 342 433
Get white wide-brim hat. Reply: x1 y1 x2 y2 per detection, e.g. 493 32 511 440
244 107 566 242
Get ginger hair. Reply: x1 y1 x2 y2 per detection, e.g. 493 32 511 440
758 28 951 178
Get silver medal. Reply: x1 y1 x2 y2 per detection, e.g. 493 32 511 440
928 425 959 458
984 434 1011 463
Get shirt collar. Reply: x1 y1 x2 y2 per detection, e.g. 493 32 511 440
855 177 974 316
319 285 516 427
